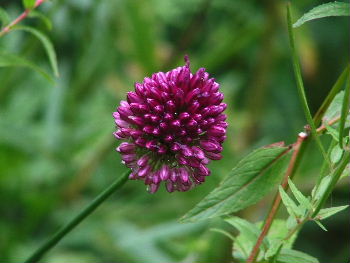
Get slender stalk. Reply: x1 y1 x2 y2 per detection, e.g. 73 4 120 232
316 115 342 133
286 4 330 166
0 0 45 37
23 170 130 263
246 132 308 263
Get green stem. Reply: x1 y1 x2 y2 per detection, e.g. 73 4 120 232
24 170 130 263
286 4 330 167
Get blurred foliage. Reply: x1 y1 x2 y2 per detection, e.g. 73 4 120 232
0 0 349 262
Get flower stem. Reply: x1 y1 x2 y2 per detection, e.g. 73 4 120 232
286 3 330 167
23 170 130 263
246 132 308 263
0 0 46 37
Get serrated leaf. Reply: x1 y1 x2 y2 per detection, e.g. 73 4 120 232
314 220 328 231
180 146 291 222
0 51 53 82
28 10 52 30
316 205 348 220
226 217 267 261
293 2 349 28
0 7 10 27
13 26 59 77
22 0 36 9
288 179 312 210
330 144 343 164
279 186 303 219
277 248 319 263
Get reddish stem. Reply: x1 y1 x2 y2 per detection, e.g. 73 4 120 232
0 0 45 37
246 132 308 263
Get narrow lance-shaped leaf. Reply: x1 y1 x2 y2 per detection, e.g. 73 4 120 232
279 186 303 219
287 179 312 210
13 25 59 77
314 220 327 231
0 51 53 83
293 2 350 28
277 248 319 263
338 74 350 148
180 146 291 222
316 205 349 220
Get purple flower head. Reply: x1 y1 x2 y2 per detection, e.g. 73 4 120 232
113 56 227 193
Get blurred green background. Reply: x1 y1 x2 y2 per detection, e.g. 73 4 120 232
0 0 349 262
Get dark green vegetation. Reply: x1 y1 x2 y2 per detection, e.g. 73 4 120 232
0 0 349 262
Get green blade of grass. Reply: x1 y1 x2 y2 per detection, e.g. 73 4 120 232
287 4 330 167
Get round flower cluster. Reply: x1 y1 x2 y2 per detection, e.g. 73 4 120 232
113 56 227 193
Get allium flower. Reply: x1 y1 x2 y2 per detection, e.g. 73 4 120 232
113 56 227 193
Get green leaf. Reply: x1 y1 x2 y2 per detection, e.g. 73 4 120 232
0 7 10 27
22 0 36 9
265 239 283 260
210 228 235 241
325 124 339 141
340 163 350 179
330 144 343 164
314 220 327 231
279 186 303 219
180 146 291 222
28 10 53 30
316 205 348 220
0 51 53 83
226 217 268 261
277 248 319 263
324 91 345 122
314 65 349 126
311 175 331 202
266 219 297 248
287 179 312 210
339 73 350 148
286 215 297 231
13 26 59 77
293 2 350 28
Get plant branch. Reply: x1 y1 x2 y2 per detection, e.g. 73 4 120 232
316 115 342 133
23 170 130 263
0 0 45 37
246 132 308 263
246 113 343 263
